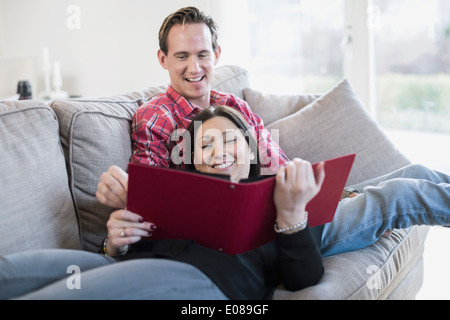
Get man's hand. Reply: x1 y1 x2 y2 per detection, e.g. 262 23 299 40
96 165 129 208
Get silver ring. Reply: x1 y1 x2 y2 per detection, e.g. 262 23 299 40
120 231 126 237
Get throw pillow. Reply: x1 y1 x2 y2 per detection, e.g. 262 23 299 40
244 88 320 126
266 79 410 185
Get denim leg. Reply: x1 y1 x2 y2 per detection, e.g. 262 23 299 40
349 164 450 190
15 259 229 300
0 249 115 300
321 167 450 257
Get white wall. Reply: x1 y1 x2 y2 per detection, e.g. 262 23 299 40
0 0 373 108
0 0 217 98
210 0 252 72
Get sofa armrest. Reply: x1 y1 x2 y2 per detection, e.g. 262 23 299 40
0 101 80 254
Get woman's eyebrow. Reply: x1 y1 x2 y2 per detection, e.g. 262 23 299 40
198 130 238 143
203 131 235 139
201 136 213 142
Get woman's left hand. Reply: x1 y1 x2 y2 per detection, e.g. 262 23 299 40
274 159 325 229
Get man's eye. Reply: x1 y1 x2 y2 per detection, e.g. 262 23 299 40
202 144 212 149
226 138 237 144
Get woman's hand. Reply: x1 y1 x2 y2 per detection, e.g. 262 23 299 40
105 209 156 256
274 159 325 231
96 165 129 208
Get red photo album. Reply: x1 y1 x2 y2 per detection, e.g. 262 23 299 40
127 154 356 254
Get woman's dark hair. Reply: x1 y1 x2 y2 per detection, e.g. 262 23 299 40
185 106 261 177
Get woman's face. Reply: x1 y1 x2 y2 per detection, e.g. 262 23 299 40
193 116 254 182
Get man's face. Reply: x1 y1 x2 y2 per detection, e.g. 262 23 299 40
158 23 221 109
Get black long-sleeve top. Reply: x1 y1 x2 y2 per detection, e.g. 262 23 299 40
115 225 324 300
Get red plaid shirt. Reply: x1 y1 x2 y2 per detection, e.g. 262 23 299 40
131 86 289 175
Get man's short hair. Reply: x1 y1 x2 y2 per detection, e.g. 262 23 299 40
159 6 219 55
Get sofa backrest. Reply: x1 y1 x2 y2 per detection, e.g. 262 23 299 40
0 101 80 255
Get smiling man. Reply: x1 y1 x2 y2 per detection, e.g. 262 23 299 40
96 7 288 209
157 22 220 109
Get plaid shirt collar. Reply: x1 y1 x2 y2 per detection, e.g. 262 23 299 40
166 85 223 115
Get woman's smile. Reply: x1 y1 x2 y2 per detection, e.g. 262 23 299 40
212 161 235 170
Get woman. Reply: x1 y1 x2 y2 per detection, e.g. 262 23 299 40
0 107 325 300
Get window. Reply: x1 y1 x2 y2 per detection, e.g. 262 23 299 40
373 0 450 134
246 0 345 94
220 0 450 136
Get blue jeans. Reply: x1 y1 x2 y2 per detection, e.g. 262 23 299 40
321 164 450 257
0 249 228 300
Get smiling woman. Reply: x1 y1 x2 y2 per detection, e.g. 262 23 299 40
185 106 260 181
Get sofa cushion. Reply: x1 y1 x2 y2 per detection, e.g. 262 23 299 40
0 101 80 255
274 226 429 300
265 79 411 186
244 88 320 126
51 65 250 252
212 65 249 98
50 98 146 252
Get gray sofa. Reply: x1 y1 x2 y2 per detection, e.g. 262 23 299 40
0 65 429 300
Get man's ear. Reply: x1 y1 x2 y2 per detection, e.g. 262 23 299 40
250 151 255 161
158 49 168 70
214 45 221 66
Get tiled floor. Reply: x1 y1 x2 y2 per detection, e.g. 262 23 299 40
384 129 450 300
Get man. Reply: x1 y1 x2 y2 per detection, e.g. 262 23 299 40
97 6 288 209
